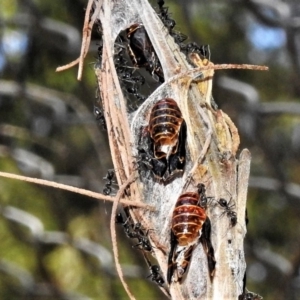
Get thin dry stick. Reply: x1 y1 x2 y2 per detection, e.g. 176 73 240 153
220 110 240 156
55 57 81 74
110 173 137 300
0 171 153 209
55 0 100 80
182 132 212 191
77 0 101 80
195 63 269 71
166 63 269 88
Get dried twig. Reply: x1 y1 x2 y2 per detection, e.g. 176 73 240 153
109 173 137 300
55 0 101 80
182 132 212 191
0 171 153 209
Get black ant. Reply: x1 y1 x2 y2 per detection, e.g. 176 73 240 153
103 169 116 195
116 213 169 294
218 198 237 227
126 82 146 103
115 213 152 252
157 0 176 32
238 273 262 299
239 291 262 300
157 0 212 66
120 68 145 86
184 43 211 60
197 183 210 208
245 208 249 226
114 44 148 110
157 0 189 48
147 264 165 287
94 106 107 130
132 222 152 252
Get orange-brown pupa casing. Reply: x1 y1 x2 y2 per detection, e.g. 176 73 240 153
172 192 206 246
149 98 184 159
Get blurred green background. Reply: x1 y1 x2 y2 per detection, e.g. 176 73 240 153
0 0 299 299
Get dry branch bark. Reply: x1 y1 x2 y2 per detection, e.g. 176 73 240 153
93 0 256 299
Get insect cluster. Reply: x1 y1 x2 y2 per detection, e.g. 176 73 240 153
94 0 257 298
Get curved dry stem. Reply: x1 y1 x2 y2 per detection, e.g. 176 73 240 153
221 111 241 156
166 63 269 87
182 132 212 190
55 0 101 80
56 58 80 73
110 173 137 300
77 0 101 80
0 171 153 210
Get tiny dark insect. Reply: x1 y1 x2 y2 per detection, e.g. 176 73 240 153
157 0 212 68
139 98 187 181
102 169 116 195
115 213 152 252
147 264 165 287
184 43 211 60
197 183 209 208
238 272 262 300
127 23 164 82
167 185 216 283
218 197 237 227
114 44 147 109
126 85 146 102
94 106 107 130
245 208 249 226
133 222 152 252
240 292 262 300
239 286 262 300
157 0 176 32
157 0 187 49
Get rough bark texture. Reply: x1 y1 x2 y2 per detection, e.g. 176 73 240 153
94 0 249 298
